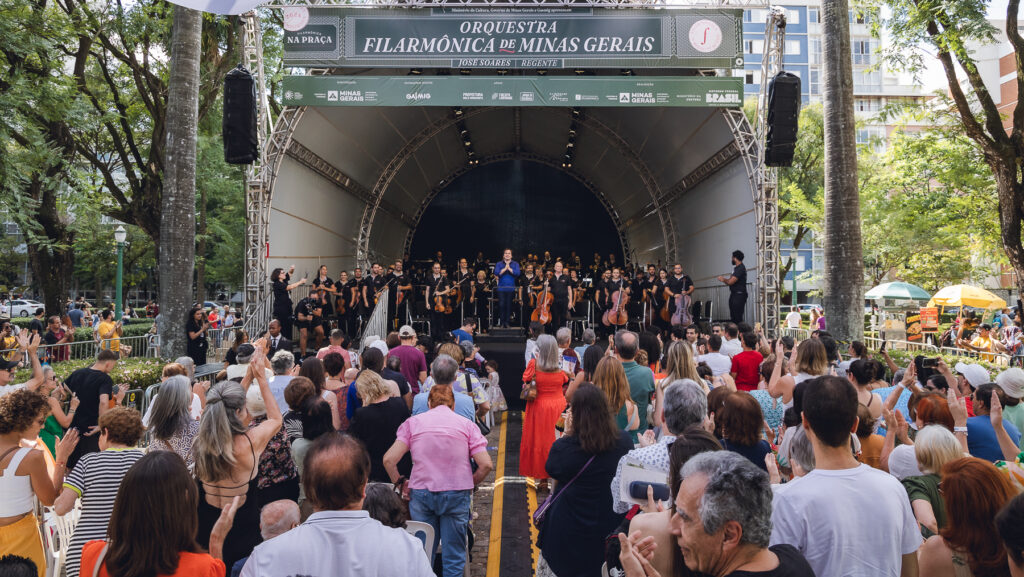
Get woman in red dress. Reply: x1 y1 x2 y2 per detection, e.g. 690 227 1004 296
520 334 568 482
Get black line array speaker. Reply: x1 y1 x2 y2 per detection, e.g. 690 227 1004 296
765 71 801 167
223 64 259 165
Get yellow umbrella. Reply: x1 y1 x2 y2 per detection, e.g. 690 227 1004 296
927 284 1007 310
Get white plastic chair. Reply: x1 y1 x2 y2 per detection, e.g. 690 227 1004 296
404 520 435 560
43 503 81 577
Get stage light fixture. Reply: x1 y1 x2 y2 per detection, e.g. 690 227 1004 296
460 69 472 75
409 68 422 75
537 69 548 76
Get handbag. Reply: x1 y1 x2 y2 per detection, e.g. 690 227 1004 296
532 455 595 529
91 543 109 577
520 381 538 401
465 373 491 436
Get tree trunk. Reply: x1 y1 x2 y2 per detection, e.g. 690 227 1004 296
992 155 1024 300
159 5 202 359
196 182 207 304
821 0 864 341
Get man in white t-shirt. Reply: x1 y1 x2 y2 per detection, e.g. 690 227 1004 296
695 334 732 377
785 306 802 335
0 333 44 397
719 323 743 358
771 375 920 577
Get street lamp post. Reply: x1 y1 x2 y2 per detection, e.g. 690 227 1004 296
114 225 126 320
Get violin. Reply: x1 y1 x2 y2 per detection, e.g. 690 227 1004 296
531 282 554 325
602 281 630 327
334 282 347 316
349 283 361 311
434 291 448 313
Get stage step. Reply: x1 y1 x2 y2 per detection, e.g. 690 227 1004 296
480 327 526 341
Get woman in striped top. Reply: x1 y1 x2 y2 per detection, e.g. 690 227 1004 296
53 406 145 577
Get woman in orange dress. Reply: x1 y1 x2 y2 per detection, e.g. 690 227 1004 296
520 334 568 482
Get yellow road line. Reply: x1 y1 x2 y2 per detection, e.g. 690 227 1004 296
485 413 509 577
527 479 539 572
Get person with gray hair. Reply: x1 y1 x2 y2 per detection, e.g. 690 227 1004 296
520 333 571 483
575 328 597 360
174 355 196 381
268 349 296 411
410 355 477 421
615 329 656 437
610 379 709 514
619 451 814 577
227 343 274 382
147 375 201 469
230 500 302 576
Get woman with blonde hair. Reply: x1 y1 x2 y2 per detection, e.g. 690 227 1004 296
768 337 829 408
652 340 706 429
520 334 568 486
592 356 639 433
350 369 412 482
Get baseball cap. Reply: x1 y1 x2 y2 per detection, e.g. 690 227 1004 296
954 362 990 389
236 344 256 358
0 359 18 372
996 368 1024 399
398 325 416 338
370 340 390 357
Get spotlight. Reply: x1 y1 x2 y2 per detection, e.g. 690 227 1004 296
497 69 509 76
574 69 586 75
409 68 423 75
460 69 472 75
537 69 548 76
620 69 633 76
454 108 464 117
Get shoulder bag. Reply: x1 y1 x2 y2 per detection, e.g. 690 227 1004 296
465 372 491 436
532 455 595 529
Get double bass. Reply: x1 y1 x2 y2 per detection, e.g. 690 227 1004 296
531 281 554 325
602 281 629 327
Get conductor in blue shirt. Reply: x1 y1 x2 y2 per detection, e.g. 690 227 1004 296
494 248 520 328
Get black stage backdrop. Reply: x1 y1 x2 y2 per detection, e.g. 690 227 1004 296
410 159 623 265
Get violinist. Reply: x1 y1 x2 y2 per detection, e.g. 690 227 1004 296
470 269 492 333
518 264 538 328
347 268 363 335
336 270 352 337
548 261 573 330
425 262 450 339
593 269 611 335
668 263 695 326
589 253 602 278
453 258 474 318
494 248 520 329
473 252 489 276
631 268 649 321
359 265 377 314
387 260 412 332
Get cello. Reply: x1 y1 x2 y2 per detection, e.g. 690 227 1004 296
659 287 672 322
531 281 554 325
602 281 630 327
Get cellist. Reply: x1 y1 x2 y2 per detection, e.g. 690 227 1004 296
425 262 450 340
667 263 695 326
651 268 671 335
518 263 538 328
605 267 631 331
548 261 573 330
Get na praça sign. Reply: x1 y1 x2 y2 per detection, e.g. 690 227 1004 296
282 7 744 69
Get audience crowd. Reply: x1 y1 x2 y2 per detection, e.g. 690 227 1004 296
5 316 1024 577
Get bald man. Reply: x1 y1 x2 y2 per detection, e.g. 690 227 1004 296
231 500 300 577
615 329 655 442
240 434 432 576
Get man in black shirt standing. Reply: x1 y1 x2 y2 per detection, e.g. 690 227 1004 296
65 349 125 469
547 261 572 331
718 250 748 324
388 260 412 333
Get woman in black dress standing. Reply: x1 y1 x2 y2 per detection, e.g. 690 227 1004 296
186 307 210 366
270 266 306 340
471 270 491 334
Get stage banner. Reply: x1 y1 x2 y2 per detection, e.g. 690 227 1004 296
281 6 744 69
282 75 743 107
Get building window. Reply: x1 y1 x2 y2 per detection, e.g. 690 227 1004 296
744 9 753 22
849 9 872 25
745 39 764 54
809 38 822 64
785 40 801 55
855 98 879 112
852 38 875 65
745 70 762 85
786 8 800 24
809 68 820 95
808 8 819 23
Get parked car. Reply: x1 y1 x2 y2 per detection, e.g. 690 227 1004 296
794 304 820 313
1 300 44 317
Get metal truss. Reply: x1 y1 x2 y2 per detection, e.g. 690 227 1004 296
261 0 768 9
400 151 633 260
750 5 785 336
